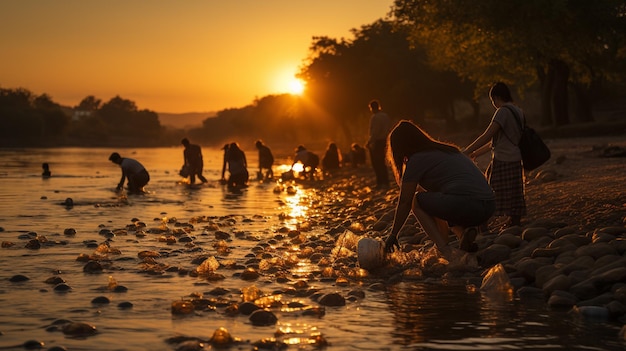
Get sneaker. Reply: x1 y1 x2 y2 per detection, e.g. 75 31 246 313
460 227 478 252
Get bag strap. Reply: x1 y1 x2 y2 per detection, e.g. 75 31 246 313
500 105 525 146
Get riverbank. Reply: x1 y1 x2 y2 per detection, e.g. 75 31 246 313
302 134 626 332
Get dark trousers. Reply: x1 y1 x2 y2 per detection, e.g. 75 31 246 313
189 164 208 184
128 169 150 193
368 140 389 187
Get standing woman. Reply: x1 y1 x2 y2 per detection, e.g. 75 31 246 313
462 82 526 227
384 120 495 257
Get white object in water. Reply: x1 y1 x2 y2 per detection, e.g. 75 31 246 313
357 237 385 270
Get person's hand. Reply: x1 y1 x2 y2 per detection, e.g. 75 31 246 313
384 234 399 253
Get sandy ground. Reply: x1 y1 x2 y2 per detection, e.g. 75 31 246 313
521 136 626 231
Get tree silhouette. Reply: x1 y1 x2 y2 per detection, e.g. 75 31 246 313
299 19 475 143
0 88 69 143
391 0 626 126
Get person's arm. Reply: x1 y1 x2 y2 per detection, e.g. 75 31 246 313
471 142 493 158
221 156 227 179
117 169 126 190
385 180 418 252
290 154 300 170
463 122 500 157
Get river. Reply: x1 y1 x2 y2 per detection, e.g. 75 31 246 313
0 147 623 350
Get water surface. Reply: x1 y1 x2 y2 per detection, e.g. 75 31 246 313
0 147 623 350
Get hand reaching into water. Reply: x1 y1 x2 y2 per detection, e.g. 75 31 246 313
384 234 399 253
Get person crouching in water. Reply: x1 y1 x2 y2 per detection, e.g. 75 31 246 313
384 120 495 258
223 142 249 190
108 152 150 194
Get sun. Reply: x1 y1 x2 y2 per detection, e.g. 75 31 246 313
287 77 305 95
272 68 306 96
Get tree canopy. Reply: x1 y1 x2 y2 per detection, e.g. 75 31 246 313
391 0 626 125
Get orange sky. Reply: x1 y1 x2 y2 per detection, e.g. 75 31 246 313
0 1 393 114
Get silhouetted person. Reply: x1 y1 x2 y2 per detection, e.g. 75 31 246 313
350 143 366 168
181 138 208 185
42 163 51 178
367 99 391 189
108 152 150 194
322 142 342 176
291 145 319 180
255 139 274 181
223 142 249 190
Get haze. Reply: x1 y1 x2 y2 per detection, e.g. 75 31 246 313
0 1 393 114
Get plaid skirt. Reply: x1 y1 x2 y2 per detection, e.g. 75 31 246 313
486 159 526 217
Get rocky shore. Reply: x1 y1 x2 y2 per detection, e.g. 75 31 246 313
2 136 625 349
305 135 626 336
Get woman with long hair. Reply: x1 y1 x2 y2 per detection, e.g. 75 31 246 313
384 120 495 257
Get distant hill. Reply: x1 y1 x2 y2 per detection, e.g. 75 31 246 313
158 112 215 129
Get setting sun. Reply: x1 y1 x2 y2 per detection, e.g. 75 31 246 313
288 78 305 95
272 67 307 96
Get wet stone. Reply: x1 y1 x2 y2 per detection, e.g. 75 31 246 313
238 301 261 315
22 339 44 349
53 283 72 292
249 309 277 326
25 239 41 249
118 301 133 309
83 261 104 273
318 292 346 306
91 296 110 304
9 274 30 282
61 322 97 336
45 276 65 285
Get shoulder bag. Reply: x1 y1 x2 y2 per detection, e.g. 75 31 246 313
502 105 551 170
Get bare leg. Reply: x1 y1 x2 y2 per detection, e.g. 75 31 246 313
411 197 450 254
435 218 451 244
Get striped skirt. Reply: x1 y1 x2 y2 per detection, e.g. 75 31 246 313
486 159 526 217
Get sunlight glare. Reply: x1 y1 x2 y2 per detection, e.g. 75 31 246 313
288 78 305 95
273 67 306 95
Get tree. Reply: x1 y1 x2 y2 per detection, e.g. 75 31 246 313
33 94 70 137
298 19 475 143
391 0 626 126
0 88 69 141
76 95 102 111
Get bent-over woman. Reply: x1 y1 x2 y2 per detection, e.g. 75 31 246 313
384 120 495 257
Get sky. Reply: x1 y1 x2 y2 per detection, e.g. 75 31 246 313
0 1 393 114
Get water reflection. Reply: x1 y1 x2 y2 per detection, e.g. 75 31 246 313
387 282 483 346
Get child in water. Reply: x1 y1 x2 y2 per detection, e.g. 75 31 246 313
42 163 51 177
